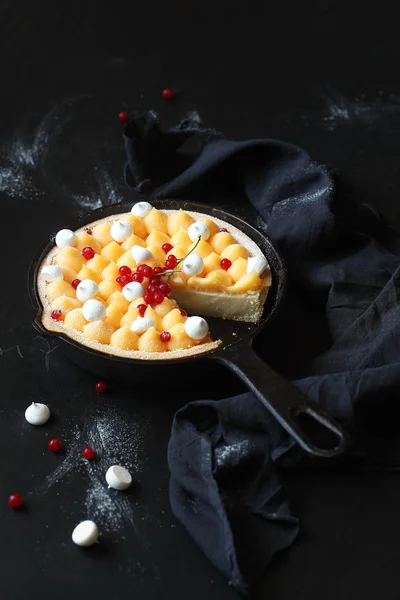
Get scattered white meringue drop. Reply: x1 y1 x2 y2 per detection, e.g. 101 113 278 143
55 229 77 249
122 281 145 301
131 245 153 264
82 299 106 321
110 219 133 242
105 465 132 491
41 265 64 282
181 253 204 275
76 279 99 302
184 316 209 340
24 402 51 425
72 520 99 547
130 317 154 333
246 255 269 275
188 221 210 242
131 201 153 217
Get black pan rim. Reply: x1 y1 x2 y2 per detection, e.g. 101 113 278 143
28 199 287 365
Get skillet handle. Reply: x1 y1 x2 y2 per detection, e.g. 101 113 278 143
216 344 349 458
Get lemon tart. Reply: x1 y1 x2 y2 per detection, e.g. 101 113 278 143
37 203 272 360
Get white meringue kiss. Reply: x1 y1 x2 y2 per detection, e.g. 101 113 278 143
72 520 99 547
105 465 132 491
131 245 153 264
122 282 145 301
82 299 106 321
130 317 154 333
181 253 204 275
246 255 269 275
42 265 64 282
184 316 209 340
188 221 210 242
55 229 76 248
76 279 99 302
25 402 51 425
131 201 153 217
110 219 133 242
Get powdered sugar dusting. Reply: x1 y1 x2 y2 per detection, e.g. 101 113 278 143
38 405 149 533
215 439 250 468
73 170 123 212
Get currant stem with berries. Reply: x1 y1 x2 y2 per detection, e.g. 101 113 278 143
156 235 202 279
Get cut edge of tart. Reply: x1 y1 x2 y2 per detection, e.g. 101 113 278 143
37 207 272 360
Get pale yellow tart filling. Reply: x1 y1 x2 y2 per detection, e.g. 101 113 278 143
38 207 272 360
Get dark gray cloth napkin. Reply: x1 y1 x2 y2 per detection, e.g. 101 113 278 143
123 111 400 594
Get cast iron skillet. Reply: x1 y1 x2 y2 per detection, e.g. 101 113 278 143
29 199 349 459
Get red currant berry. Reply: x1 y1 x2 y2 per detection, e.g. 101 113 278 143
142 265 153 278
143 292 154 305
180 308 187 317
82 447 95 460
95 381 107 393
137 304 147 317
219 227 228 233
119 274 132 286
160 331 171 342
51 309 62 320
119 265 132 276
48 438 61 453
82 246 95 260
71 278 81 289
136 264 147 273
162 243 173 254
84 227 92 235
162 88 174 99
220 258 232 270
8 494 23 508
149 276 161 286
116 276 123 285
132 272 144 283
153 292 164 304
118 111 129 122
153 266 164 275
147 284 157 294
166 254 177 268
158 282 171 296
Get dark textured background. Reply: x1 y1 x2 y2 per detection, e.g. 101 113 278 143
1 1 400 598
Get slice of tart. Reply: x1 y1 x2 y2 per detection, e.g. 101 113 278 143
37 202 272 360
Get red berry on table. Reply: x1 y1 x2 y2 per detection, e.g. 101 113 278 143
153 266 164 275
118 111 129 122
143 291 154 305
119 265 132 276
137 304 147 317
162 243 173 254
82 447 95 460
8 494 23 508
219 227 228 233
153 292 164 304
95 381 107 393
162 88 174 99
84 227 92 235
180 308 187 317
71 278 81 289
51 309 62 320
160 331 171 342
82 246 95 260
141 265 153 278
166 254 177 269
48 438 61 453
119 274 132 287
131 272 144 283
158 281 171 296
220 258 232 270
